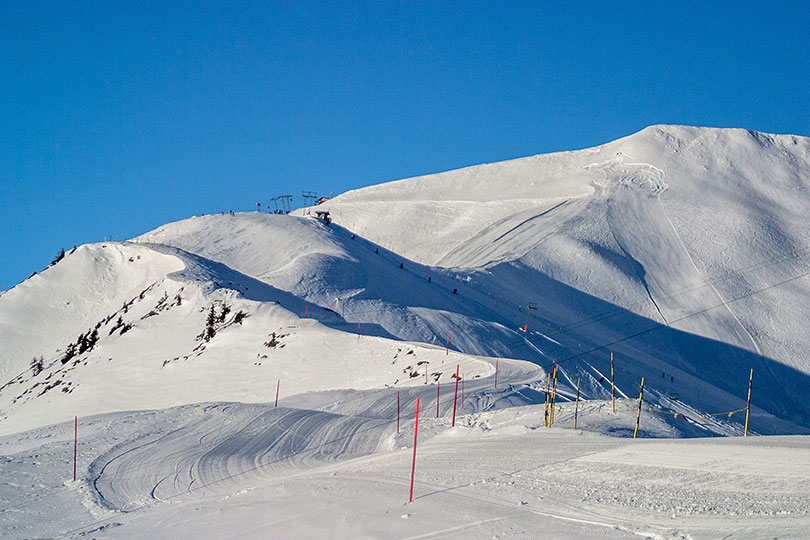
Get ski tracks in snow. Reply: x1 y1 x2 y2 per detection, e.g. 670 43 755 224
594 156 762 355
90 406 390 511
657 203 763 356
87 358 540 514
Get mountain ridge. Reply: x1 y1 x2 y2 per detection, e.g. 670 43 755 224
2 125 809 438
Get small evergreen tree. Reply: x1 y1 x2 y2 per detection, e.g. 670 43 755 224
217 303 231 323
204 305 217 341
62 342 77 364
77 332 89 354
49 248 65 267
87 328 99 350
31 356 44 376
109 316 124 335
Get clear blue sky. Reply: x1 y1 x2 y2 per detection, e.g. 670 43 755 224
1 1 808 290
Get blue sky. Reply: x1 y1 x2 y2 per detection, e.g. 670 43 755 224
1 1 808 290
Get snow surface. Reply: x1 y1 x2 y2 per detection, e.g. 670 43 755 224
2 125 810 538
315 126 810 374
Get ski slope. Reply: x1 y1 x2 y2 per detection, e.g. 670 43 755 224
0 240 496 436
2 398 809 539
2 125 810 538
316 126 810 370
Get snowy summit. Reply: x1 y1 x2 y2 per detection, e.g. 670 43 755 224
2 125 810 539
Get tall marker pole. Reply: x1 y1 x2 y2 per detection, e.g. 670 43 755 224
409 398 420 503
573 378 581 430
494 358 498 389
275 379 280 407
543 375 550 427
633 377 645 439
461 374 464 409
611 351 616 414
73 416 78 482
446 334 450 355
451 364 459 427
744 368 753 436
549 366 558 427
397 391 400 434
425 364 428 384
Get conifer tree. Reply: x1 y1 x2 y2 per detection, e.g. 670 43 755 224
31 356 44 376
204 305 217 341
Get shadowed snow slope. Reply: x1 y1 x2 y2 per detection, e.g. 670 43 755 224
309 125 810 426
0 241 493 435
3 125 810 540
317 125 810 355
2 125 810 438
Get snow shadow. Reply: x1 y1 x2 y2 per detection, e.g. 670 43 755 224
482 261 810 434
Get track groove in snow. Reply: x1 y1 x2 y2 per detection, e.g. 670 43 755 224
4 125 810 539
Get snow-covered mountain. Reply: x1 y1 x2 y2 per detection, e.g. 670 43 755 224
314 125 810 427
316 125 810 364
2 125 810 539
2 125 810 437
0 237 495 436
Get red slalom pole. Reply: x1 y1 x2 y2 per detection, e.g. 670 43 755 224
452 364 459 427
275 379 280 407
446 333 450 355
409 398 420 503
494 358 499 389
397 391 400 433
357 321 361 339
436 381 440 417
73 416 77 482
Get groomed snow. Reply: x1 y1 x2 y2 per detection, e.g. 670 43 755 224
3 399 809 539
2 125 810 538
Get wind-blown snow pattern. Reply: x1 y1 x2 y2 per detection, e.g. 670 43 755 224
2 125 810 539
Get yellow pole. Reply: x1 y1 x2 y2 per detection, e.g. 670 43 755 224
744 368 753 436
549 365 558 427
633 377 645 439
573 377 581 430
611 351 615 414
